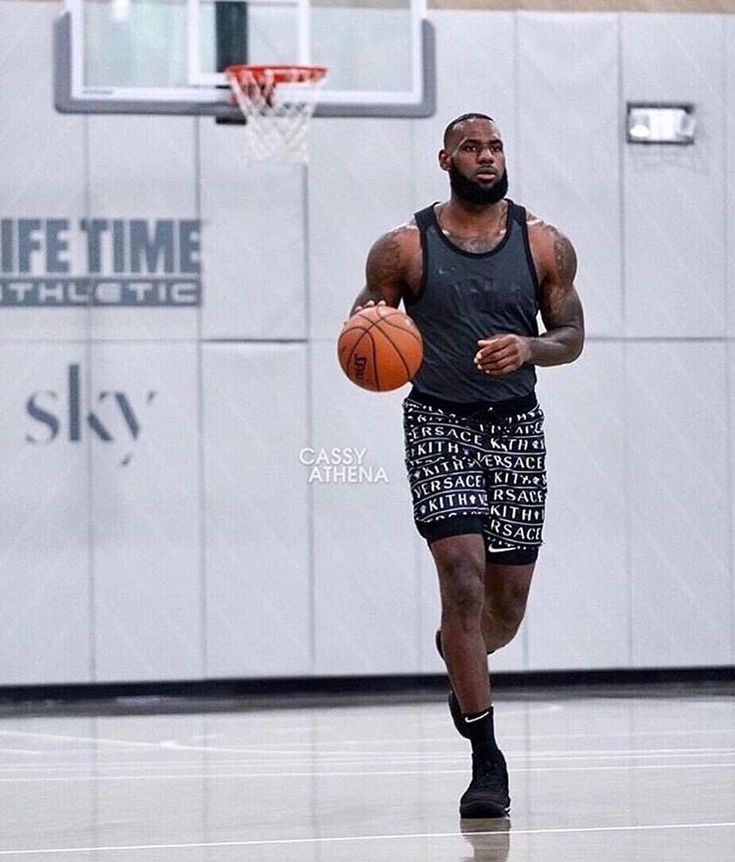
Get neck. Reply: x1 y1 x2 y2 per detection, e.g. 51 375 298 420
440 197 507 228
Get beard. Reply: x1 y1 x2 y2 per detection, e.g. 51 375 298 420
449 164 509 205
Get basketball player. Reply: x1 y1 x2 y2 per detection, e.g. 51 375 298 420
349 114 584 818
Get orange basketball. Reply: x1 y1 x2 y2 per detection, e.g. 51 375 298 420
337 305 423 391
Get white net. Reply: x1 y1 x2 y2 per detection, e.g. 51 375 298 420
226 65 327 163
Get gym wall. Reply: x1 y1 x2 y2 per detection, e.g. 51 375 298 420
0 3 733 684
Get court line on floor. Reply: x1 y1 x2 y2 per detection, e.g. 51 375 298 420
2 722 734 752
1 820 734 856
4 727 735 760
2 745 734 771
0 761 733 782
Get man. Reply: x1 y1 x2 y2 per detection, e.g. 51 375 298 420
349 113 584 818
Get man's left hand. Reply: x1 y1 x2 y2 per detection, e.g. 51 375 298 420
474 334 532 377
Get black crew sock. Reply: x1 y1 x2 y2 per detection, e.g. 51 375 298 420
463 706 500 759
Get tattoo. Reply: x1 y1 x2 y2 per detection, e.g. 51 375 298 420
535 225 576 318
543 284 582 327
550 227 578 286
354 224 415 311
440 201 509 254
532 225 581 342
520 216 584 364
443 233 500 254
369 230 404 286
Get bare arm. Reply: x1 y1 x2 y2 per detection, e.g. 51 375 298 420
349 226 413 316
528 224 585 366
474 222 584 376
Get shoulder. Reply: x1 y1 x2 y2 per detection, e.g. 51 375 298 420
371 218 420 247
367 219 421 266
524 211 577 283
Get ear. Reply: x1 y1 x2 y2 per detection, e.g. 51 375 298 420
438 148 451 172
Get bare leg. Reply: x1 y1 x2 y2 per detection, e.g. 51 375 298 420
481 561 535 655
431 533 489 714
432 539 520 818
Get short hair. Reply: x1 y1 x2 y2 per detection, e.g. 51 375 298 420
443 113 495 146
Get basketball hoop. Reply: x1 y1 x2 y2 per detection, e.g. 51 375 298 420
225 64 327 163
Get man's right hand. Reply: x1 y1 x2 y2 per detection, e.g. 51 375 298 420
351 299 386 315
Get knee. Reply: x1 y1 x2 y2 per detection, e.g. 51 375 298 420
435 548 485 622
498 591 528 632
489 615 523 650
486 593 528 649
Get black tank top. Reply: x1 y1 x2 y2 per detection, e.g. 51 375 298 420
406 200 540 403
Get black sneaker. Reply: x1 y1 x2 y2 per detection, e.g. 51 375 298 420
459 750 511 819
434 630 470 739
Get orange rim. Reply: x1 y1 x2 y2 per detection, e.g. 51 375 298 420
225 64 328 86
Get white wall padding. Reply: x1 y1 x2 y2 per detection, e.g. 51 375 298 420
0 344 91 684
530 344 628 671
622 13 727 338
199 129 307 341
87 115 199 341
310 340 421 674
518 12 623 339
0 2 87 342
308 118 414 341
627 342 730 667
90 343 203 682
203 343 311 677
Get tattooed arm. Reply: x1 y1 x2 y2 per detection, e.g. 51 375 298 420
349 224 418 315
474 219 584 376
527 221 585 367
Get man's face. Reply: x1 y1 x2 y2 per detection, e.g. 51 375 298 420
439 119 508 205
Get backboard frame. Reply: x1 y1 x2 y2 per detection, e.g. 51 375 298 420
54 0 436 119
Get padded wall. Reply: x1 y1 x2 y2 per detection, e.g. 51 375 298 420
1 6 734 684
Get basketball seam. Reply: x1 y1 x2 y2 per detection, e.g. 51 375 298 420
354 309 401 330
380 315 423 347
341 326 371 374
369 330 380 391
375 324 413 381
344 309 420 390
355 311 418 343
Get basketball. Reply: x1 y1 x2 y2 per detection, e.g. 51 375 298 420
338 305 424 391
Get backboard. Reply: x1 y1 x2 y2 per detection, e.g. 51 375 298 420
54 0 435 119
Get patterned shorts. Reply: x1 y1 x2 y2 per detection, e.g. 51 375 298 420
403 391 547 563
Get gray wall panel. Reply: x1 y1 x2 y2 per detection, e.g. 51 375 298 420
87 116 199 341
4 6 735 685
622 13 726 338
414 11 518 212
311 341 420 674
728 18 735 338
627 342 730 667
203 343 310 678
0 345 91 684
729 21 735 662
519 12 622 339
729 342 735 664
88 116 197 217
0 2 88 342
199 128 306 340
308 119 414 340
90 344 202 681
530 344 628 670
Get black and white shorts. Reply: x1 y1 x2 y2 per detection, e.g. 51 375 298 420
403 390 547 564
